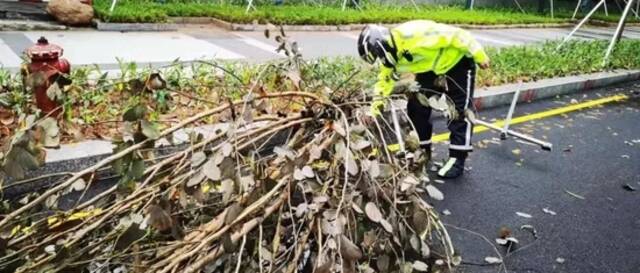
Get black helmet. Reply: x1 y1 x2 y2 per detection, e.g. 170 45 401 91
357 25 398 68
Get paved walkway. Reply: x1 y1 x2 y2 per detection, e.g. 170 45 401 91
2 25 640 70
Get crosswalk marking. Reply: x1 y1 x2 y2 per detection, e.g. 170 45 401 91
338 32 360 40
0 38 22 68
23 31 244 65
230 32 285 56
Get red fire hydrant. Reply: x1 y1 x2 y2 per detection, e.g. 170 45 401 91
24 36 70 115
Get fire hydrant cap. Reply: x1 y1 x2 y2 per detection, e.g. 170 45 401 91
25 37 64 60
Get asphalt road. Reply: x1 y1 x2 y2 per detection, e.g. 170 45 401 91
428 82 640 273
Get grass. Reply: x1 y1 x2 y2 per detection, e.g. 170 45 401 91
477 39 640 86
313 40 640 88
94 0 569 24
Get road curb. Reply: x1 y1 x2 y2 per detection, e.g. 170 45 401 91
212 21 575 32
473 69 640 110
170 17 577 31
93 20 178 31
0 20 67 31
37 69 640 165
92 17 592 32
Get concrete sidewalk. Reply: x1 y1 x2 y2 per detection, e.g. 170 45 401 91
2 25 640 70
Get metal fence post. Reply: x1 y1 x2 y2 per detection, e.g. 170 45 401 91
466 0 474 10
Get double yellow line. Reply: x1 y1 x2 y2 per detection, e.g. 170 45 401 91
432 94 629 143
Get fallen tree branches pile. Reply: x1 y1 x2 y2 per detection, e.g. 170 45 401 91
0 30 456 273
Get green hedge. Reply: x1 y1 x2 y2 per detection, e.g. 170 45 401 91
325 40 640 87
478 40 640 86
94 0 569 24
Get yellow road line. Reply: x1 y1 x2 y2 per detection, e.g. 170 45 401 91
432 94 629 143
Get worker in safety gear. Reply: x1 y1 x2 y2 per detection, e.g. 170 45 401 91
357 20 490 178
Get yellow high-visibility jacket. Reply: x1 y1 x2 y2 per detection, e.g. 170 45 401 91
374 20 489 99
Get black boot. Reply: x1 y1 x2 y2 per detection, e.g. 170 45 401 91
437 151 467 179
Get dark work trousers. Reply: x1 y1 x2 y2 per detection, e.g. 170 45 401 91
407 57 476 159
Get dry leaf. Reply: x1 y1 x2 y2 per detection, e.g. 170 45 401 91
339 235 362 261
293 168 306 181
71 178 86 191
376 255 390 272
274 146 295 160
565 190 585 200
506 237 519 244
351 203 363 214
332 122 346 137
368 160 380 179
345 154 359 176
295 203 308 218
364 202 382 223
484 257 502 264
542 207 557 215
321 216 343 235
400 175 420 192
44 245 56 255
352 139 371 151
221 142 233 157
426 185 444 201
309 145 323 161
187 172 206 187
191 152 207 167
412 261 429 272
221 179 235 202
301 166 315 178
380 219 393 233
202 159 221 181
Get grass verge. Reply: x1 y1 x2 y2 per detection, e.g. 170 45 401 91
477 39 640 86
94 1 568 25
94 0 640 25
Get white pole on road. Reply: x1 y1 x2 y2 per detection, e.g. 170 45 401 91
245 0 254 13
109 0 118 13
603 0 635 66
572 0 583 19
625 0 640 17
558 0 606 50
501 82 523 139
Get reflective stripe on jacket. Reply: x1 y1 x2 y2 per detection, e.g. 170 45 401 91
374 20 489 98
